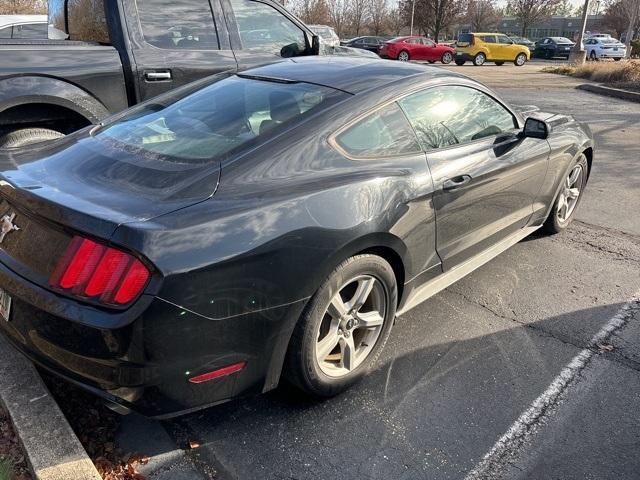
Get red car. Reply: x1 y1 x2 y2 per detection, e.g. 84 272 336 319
379 36 455 64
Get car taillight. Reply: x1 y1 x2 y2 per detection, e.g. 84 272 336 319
50 236 150 306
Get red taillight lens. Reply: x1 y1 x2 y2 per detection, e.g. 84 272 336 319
50 236 150 306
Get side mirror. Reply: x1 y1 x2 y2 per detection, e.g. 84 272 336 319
523 117 549 139
311 34 321 55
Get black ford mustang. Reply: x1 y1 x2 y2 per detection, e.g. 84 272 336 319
0 57 593 417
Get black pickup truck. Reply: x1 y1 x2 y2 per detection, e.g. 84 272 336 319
0 0 324 148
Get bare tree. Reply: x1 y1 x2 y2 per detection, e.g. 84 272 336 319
0 0 47 14
466 0 500 32
506 0 563 36
350 0 369 35
326 0 351 37
402 0 462 41
367 0 389 35
387 5 406 35
292 0 331 25
603 0 640 41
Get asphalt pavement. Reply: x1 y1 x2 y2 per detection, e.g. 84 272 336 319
116 62 640 480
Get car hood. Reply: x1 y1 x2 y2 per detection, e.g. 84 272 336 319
0 132 220 238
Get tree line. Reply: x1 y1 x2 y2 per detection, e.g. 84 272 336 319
290 0 638 42
0 0 47 14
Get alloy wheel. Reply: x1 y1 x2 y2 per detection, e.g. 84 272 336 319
315 275 387 377
515 53 526 66
474 53 485 66
398 51 409 61
556 164 584 223
442 52 453 64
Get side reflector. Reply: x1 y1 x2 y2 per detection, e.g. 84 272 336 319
188 362 246 384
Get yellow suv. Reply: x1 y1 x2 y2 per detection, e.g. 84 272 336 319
455 33 530 66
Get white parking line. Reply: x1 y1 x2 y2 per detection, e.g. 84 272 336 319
465 292 640 480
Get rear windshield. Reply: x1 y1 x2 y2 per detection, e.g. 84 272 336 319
457 33 474 44
552 37 573 43
95 75 346 163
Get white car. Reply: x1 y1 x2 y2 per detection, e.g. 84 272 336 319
585 37 627 61
308 24 340 48
0 15 47 39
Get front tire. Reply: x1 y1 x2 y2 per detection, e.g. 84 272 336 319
543 154 589 234
441 51 453 64
473 52 486 66
514 53 527 66
0 128 64 149
397 50 410 62
284 254 397 397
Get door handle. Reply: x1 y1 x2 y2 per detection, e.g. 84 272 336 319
443 175 472 191
145 71 172 81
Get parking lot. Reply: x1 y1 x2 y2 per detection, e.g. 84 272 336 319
101 62 640 480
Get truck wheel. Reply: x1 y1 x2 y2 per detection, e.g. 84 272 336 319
0 128 64 149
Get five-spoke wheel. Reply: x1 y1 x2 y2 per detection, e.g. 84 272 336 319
285 255 397 397
544 154 589 234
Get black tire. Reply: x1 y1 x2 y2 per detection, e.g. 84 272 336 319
284 254 397 397
428 60 435 64
455 59 465 66
473 52 486 66
614 57 621 61
0 128 64 149
495 61 505 66
397 50 410 62
543 154 589 234
441 51 453 64
514 52 527 66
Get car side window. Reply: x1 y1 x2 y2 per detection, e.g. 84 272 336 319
230 0 306 54
480 35 496 43
498 36 512 44
12 23 47 39
135 0 219 49
334 103 422 159
0 26 11 38
398 85 517 150
423 39 435 47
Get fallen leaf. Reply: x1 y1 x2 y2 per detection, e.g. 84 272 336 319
598 343 614 352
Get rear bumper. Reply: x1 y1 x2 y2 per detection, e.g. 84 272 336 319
594 51 625 58
0 260 306 417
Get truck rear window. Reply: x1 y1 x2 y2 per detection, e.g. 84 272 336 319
95 74 347 163
49 0 110 44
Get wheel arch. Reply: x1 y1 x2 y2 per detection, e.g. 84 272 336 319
0 75 110 133
264 232 409 393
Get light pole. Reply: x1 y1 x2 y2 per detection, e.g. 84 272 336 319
410 0 416 35
569 0 590 64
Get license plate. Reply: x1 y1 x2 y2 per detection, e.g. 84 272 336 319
0 288 11 322
456 52 463 56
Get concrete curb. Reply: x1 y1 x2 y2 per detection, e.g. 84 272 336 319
577 83 640 103
0 335 102 480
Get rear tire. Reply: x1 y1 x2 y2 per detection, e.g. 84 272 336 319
284 254 397 397
614 57 621 61
455 59 465 66
495 61 505 66
473 52 486 66
543 154 589 234
0 128 64 149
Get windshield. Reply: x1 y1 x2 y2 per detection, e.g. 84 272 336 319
95 75 345 163
552 37 573 44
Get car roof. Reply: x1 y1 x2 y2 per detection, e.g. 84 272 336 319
241 56 461 95
0 14 47 28
473 32 507 36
